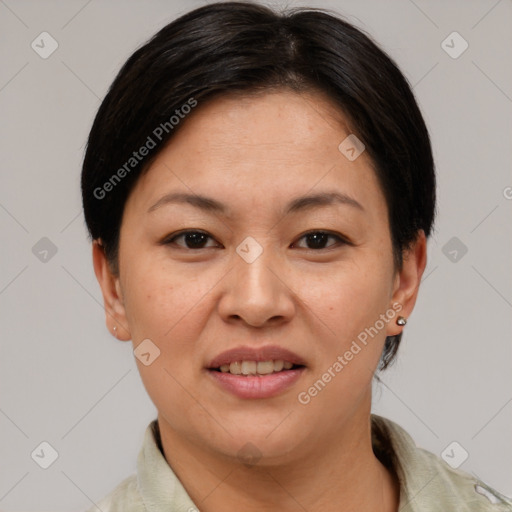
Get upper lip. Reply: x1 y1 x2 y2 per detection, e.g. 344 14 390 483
207 345 306 369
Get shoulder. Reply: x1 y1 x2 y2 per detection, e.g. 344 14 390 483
83 420 199 511
84 474 144 512
415 445 512 511
371 414 512 512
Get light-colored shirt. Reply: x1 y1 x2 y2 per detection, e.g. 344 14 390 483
88 414 512 511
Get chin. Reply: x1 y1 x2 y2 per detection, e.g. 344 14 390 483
207 418 308 466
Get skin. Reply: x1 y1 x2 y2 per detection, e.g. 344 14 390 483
93 90 427 512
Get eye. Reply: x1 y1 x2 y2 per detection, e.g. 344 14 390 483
292 231 348 250
162 230 220 249
162 230 349 251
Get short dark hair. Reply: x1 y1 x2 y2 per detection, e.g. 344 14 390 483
81 1 436 370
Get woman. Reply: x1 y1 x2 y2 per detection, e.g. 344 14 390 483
81 2 512 510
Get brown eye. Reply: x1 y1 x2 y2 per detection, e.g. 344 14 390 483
293 231 347 250
163 230 218 249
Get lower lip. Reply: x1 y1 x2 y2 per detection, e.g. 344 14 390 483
207 368 306 399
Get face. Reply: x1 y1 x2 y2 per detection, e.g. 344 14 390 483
94 90 425 464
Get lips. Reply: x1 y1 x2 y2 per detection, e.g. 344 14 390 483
207 345 306 369
206 345 306 399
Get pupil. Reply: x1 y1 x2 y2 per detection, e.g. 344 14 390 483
308 233 327 249
186 232 207 248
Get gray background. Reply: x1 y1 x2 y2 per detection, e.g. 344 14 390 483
1 0 511 510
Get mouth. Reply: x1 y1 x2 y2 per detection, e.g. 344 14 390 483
206 346 307 399
211 360 304 376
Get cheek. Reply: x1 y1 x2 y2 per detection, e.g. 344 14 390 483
122 261 212 402
122 258 215 350
297 257 393 341
293 262 393 417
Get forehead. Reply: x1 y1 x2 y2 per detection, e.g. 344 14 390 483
171 90 356 164
127 90 385 219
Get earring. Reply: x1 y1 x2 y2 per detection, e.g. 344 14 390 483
396 316 407 326
113 325 118 338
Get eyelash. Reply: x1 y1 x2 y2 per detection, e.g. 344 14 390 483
161 230 351 251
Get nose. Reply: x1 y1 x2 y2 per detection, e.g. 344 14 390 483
217 246 296 328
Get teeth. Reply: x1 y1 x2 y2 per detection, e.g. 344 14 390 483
241 360 257 375
256 361 274 375
218 360 296 375
229 361 242 375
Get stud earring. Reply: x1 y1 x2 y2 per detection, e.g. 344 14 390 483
396 316 407 326
113 325 118 338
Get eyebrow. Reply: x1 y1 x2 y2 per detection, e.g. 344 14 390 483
147 191 364 215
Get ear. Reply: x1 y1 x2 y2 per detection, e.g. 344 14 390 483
92 240 131 341
386 230 427 337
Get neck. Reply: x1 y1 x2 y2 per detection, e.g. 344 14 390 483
157 401 399 512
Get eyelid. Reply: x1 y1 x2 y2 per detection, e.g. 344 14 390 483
161 229 221 248
161 229 351 250
292 230 351 249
